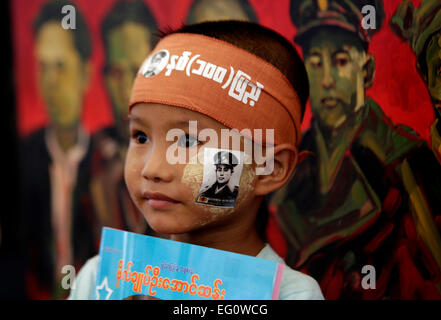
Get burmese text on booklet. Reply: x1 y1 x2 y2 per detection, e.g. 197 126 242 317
94 227 284 300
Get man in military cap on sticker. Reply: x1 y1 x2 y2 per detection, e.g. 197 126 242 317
197 151 240 207
269 0 441 300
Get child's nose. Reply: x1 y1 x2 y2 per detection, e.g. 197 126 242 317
141 144 174 183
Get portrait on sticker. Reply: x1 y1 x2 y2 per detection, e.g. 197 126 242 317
139 49 169 77
196 149 243 208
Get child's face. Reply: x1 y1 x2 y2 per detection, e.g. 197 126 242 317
125 103 257 235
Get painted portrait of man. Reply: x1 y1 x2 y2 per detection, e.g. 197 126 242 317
88 0 160 238
270 0 440 299
187 0 257 24
20 0 94 299
81 0 157 240
101 0 158 143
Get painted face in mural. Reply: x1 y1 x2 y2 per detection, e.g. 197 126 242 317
189 0 251 23
105 22 152 140
425 32 441 119
35 21 89 129
302 28 374 131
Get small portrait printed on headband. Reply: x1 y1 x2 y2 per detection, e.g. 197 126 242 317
196 148 243 208
139 50 170 78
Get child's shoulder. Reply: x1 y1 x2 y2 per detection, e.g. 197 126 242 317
257 244 324 300
68 255 100 300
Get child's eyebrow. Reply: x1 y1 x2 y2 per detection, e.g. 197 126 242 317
167 120 188 127
170 120 204 128
128 115 211 131
128 115 143 124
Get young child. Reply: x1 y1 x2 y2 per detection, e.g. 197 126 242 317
68 20 324 300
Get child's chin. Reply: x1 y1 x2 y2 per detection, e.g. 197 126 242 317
149 218 211 236
147 220 192 235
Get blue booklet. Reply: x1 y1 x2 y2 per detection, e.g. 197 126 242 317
94 227 284 300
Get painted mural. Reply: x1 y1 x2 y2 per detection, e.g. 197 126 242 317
10 0 441 299
270 0 441 300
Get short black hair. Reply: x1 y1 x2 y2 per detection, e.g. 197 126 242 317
33 0 91 62
101 0 158 59
186 0 258 24
160 20 309 119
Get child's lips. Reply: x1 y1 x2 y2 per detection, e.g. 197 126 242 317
142 191 180 209
148 199 179 209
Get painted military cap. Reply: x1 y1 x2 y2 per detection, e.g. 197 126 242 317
290 0 385 48
213 151 239 168
390 0 441 61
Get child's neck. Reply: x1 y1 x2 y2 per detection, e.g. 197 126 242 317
171 229 265 257
170 202 265 257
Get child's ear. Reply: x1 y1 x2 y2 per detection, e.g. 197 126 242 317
253 143 298 196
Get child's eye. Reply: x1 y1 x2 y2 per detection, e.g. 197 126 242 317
177 134 201 148
133 131 149 144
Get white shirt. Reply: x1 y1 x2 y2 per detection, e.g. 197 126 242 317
68 244 324 300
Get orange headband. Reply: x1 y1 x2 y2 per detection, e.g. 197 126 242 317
129 33 302 147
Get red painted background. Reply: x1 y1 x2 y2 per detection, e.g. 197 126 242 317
11 0 433 143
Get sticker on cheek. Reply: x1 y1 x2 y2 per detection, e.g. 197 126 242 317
195 148 244 208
